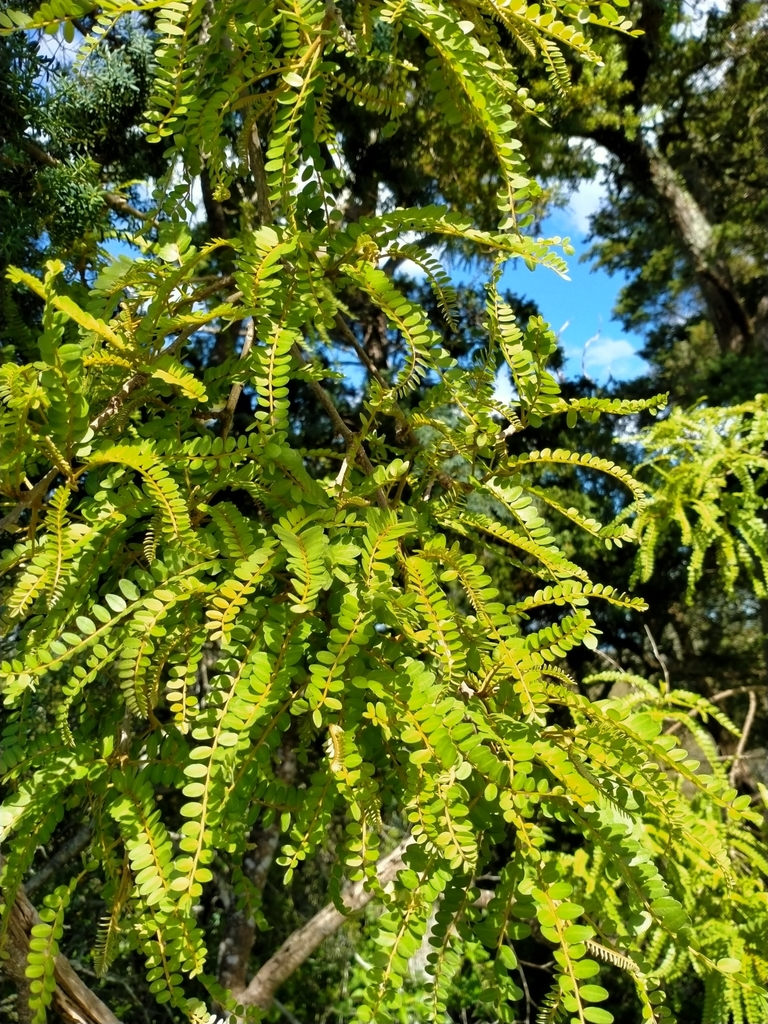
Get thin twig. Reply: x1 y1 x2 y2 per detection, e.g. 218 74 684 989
1 324 203 532
0 468 59 532
711 685 766 703
334 314 387 387
273 1000 304 1024
174 275 238 309
644 624 670 692
593 648 625 673
290 344 388 509
665 683 765 738
333 314 457 494
517 958 532 1024
220 319 255 440
26 827 92 896
729 690 758 786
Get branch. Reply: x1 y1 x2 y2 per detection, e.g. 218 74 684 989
17 139 147 221
0 856 123 1024
220 319 255 441
333 314 454 495
238 838 411 1011
101 192 149 222
729 690 758 787
25 826 92 897
334 314 387 388
175 275 238 309
290 344 388 510
0 468 58 532
563 124 754 353
1 323 204 533
247 121 273 228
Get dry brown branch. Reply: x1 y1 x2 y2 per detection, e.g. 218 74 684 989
0 856 122 1024
237 838 411 1011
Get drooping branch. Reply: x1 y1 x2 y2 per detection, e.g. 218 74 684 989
237 839 411 1011
0 857 123 1024
217 746 298 997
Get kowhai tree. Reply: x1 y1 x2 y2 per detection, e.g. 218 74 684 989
0 2 767 1024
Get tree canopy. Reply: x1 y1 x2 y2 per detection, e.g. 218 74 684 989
1 2 767 1024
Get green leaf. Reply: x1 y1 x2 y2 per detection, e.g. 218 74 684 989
583 1009 614 1024
580 985 609 1002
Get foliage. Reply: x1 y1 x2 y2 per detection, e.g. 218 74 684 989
631 396 768 602
0 2 766 1024
552 0 768 401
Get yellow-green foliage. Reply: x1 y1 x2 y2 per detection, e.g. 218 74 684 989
0 2 765 1024
631 397 768 600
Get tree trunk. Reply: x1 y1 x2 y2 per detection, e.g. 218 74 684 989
642 142 753 353
0 859 123 1024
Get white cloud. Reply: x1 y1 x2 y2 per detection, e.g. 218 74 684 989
493 365 514 405
565 176 606 234
583 336 648 383
561 145 609 235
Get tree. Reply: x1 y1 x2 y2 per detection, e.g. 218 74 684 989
1 2 767 1024
536 0 768 401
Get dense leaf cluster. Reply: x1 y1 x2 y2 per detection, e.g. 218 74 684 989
0 2 766 1024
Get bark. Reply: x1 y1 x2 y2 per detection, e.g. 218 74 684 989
237 838 412 1011
576 123 756 356
642 142 753 353
247 122 273 229
0 858 123 1024
562 0 761 358
755 295 768 356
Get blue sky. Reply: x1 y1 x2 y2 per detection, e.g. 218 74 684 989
100 166 647 392
441 168 650 391
499 191 649 386
393 157 650 392
39 3 732 391
37 23 649 390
